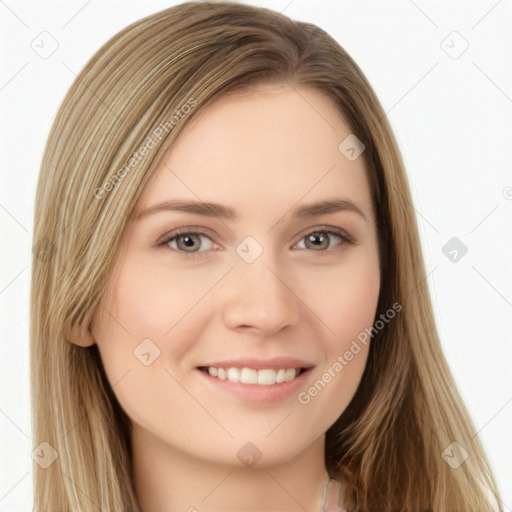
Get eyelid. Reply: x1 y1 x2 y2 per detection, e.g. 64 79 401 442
155 226 216 247
293 225 355 246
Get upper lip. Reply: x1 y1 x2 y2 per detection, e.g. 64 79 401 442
197 356 315 370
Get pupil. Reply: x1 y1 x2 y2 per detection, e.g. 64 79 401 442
308 232 328 250
179 235 199 250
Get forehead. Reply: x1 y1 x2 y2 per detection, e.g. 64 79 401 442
134 85 373 225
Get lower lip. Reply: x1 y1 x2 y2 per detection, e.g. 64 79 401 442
196 368 313 403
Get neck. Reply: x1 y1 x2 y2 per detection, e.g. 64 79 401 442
132 424 331 511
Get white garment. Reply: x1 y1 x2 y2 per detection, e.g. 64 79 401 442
319 478 347 512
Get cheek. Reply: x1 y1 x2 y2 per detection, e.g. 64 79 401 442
113 255 231 335
90 256 225 416
299 250 380 343
294 252 379 418
331 267 380 341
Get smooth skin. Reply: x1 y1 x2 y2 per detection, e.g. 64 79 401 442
72 85 381 511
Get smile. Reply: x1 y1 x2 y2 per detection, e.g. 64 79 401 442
198 366 307 385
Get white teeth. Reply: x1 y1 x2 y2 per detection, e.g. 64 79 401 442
284 368 297 382
227 367 240 382
257 369 275 385
241 367 258 384
202 366 302 385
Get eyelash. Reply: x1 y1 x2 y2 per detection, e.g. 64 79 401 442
157 226 355 259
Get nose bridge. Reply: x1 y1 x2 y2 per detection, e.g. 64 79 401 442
222 245 300 335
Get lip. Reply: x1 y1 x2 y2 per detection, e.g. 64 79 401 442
197 366 314 403
196 356 315 370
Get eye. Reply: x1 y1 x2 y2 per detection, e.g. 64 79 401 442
158 230 218 254
293 227 354 253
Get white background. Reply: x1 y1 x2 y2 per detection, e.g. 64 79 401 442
1 1 511 510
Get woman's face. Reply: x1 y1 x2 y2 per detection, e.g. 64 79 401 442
88 85 380 468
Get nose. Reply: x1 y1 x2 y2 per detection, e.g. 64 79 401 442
222 256 301 337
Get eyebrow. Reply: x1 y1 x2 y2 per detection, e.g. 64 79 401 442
137 198 369 224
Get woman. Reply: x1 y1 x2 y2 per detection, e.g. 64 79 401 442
30 1 502 510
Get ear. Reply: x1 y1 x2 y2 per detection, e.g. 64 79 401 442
67 322 96 347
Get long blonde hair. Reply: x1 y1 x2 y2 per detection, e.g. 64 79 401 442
30 1 502 510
